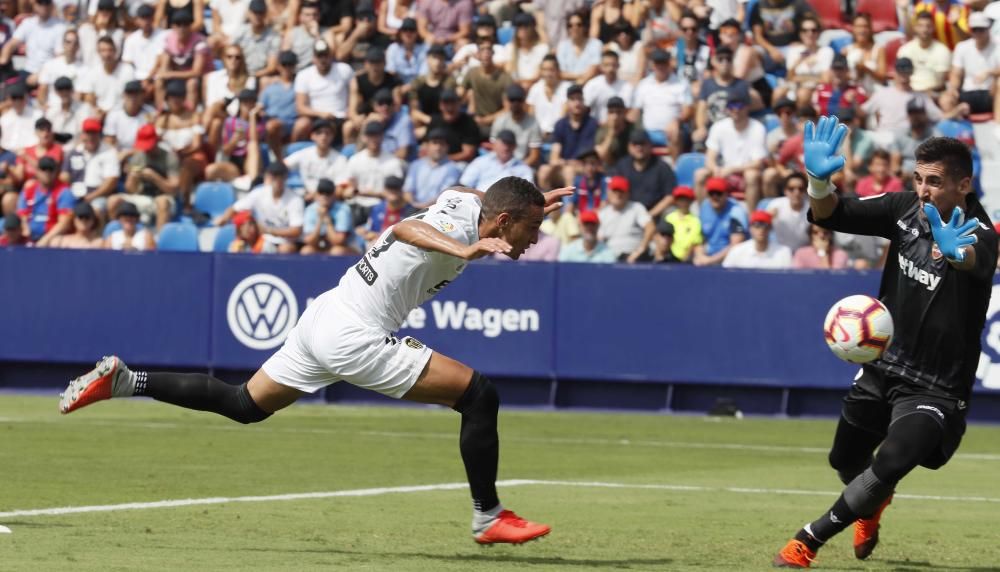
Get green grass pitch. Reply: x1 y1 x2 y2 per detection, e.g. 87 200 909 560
2 395 1000 571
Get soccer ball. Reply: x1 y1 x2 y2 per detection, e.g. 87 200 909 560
823 295 894 364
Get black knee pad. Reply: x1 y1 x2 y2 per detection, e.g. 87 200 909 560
453 371 499 416
230 383 272 425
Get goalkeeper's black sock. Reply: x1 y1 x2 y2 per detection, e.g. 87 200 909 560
452 371 501 513
797 494 858 551
135 371 271 424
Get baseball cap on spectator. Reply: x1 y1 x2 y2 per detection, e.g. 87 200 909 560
384 175 404 190
3 213 21 230
35 118 52 131
117 201 140 219
356 2 376 19
656 219 675 237
579 210 600 225
425 127 449 142
706 177 729 194
136 3 154 18
363 120 385 136
895 57 914 75
7 83 26 99
726 89 750 108
494 129 517 146
311 118 333 132
399 17 417 31
575 147 599 161
750 210 773 226
317 178 336 195
428 45 448 59
831 54 849 70
231 211 254 227
38 156 58 171
505 84 526 101
513 12 535 27
773 98 795 113
134 124 158 151
374 88 393 104
278 50 298 67
165 80 186 98
238 89 258 101
82 117 102 133
651 48 670 63
607 96 626 109
608 175 630 192
73 201 96 218
628 130 651 145
314 40 330 55
123 80 143 94
54 76 74 91
567 84 584 98
170 9 193 25
672 186 695 200
365 46 386 63
906 97 927 114
248 0 267 13
476 14 497 28
969 12 991 29
96 0 115 10
266 162 289 177
440 88 459 102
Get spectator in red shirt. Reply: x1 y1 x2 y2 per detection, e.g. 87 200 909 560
813 54 868 117
0 213 29 246
17 155 74 246
14 117 64 188
855 149 904 197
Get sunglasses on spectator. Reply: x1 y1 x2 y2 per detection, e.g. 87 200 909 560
226 54 243 60
750 222 770 228
681 26 697 32
39 165 56 172
801 27 819 33
567 21 584 28
708 191 725 197
75 213 93 220
714 55 732 62
972 27 990 32
786 185 805 192
811 229 831 236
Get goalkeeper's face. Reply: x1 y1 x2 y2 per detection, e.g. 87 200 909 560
914 161 972 222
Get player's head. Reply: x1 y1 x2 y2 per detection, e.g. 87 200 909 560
914 137 974 219
481 176 545 260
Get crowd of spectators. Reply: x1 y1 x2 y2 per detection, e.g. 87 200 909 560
2 0 999 269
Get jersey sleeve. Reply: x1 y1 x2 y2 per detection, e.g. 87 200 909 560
808 192 910 239
968 217 999 282
421 190 481 245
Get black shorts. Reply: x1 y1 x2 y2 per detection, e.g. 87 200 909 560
842 366 967 470
960 90 994 115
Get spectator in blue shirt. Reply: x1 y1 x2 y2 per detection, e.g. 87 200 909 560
386 18 428 84
371 88 417 160
363 175 416 246
301 178 356 255
403 128 461 208
539 83 597 190
693 176 748 266
261 50 301 157
459 129 534 191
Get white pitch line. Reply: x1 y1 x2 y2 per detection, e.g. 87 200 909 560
3 479 1000 520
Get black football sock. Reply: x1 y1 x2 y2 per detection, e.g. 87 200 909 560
135 371 271 424
452 371 501 513
796 494 858 552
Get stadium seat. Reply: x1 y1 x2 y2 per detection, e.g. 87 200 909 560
884 37 904 74
856 0 900 33
213 224 237 252
102 220 122 238
497 25 515 45
763 114 781 133
828 35 854 54
284 141 315 157
157 222 199 252
674 153 706 188
809 0 845 30
193 182 235 220
287 171 305 190
935 119 975 144
342 144 357 158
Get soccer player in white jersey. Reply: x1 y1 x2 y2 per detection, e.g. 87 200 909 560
60 176 567 545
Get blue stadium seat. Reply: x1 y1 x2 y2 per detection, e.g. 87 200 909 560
935 119 975 143
829 36 854 54
213 224 237 252
341 144 356 158
193 182 235 219
497 25 515 45
284 141 315 157
287 171 305 190
674 153 706 188
763 114 781 133
102 220 122 238
157 222 199 252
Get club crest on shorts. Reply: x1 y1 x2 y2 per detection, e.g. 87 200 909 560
404 337 425 350
931 242 943 260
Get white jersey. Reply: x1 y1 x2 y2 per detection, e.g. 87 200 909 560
333 190 481 332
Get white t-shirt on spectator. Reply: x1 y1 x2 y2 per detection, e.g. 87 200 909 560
38 56 86 108
203 70 258 113
952 38 1000 91
861 86 942 132
294 63 354 119
705 117 768 167
896 39 951 92
597 201 651 258
103 104 156 150
121 28 166 81
341 149 406 208
505 42 549 82
632 73 692 131
722 240 792 268
210 0 251 40
583 74 634 122
285 145 347 194
0 105 43 152
46 100 95 144
79 62 136 112
12 16 66 74
77 25 125 69
767 196 809 251
67 142 121 197
526 79 570 134
786 45 835 85
233 185 306 246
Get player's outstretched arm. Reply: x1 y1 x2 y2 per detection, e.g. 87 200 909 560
394 220 513 260
804 116 848 221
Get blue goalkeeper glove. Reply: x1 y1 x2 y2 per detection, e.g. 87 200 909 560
803 116 848 199
924 203 979 262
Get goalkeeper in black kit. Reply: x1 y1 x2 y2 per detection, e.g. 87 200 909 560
772 117 998 568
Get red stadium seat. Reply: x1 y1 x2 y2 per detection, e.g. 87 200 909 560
883 36 904 75
809 0 846 30
856 0 901 33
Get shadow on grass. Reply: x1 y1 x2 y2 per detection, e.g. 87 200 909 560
884 560 1000 572
245 546 672 569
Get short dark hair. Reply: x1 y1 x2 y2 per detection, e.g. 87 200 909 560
785 172 807 189
481 177 545 220
915 137 973 181
97 36 116 48
871 148 891 162
916 11 935 22
542 53 559 66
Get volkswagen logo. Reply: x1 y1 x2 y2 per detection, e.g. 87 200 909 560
227 274 299 350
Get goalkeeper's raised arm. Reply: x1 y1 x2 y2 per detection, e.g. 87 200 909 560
803 116 848 221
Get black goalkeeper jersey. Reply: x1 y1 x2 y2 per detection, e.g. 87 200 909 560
809 192 998 402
